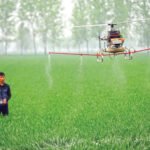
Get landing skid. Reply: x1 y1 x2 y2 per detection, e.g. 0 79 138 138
124 48 134 60
96 47 134 62
97 53 104 63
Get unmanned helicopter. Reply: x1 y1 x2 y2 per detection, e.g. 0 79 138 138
97 23 133 62
49 20 150 62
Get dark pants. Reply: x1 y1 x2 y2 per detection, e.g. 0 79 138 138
0 104 8 116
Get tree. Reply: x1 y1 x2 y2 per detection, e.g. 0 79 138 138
36 0 62 54
72 0 91 52
138 1 150 47
0 0 16 55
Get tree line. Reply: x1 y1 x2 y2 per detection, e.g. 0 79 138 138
0 0 62 55
0 0 149 55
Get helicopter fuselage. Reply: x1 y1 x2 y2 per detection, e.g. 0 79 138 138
105 46 126 53
105 37 125 53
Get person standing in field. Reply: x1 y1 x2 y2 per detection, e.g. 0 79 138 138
0 72 11 116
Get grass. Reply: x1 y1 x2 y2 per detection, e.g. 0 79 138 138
0 54 150 149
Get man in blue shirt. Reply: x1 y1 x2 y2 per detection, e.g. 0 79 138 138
0 72 11 116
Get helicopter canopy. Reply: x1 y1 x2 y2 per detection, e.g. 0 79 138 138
108 30 121 39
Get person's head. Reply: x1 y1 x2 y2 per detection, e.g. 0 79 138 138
0 72 5 85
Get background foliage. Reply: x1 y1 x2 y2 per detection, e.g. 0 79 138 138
0 0 150 54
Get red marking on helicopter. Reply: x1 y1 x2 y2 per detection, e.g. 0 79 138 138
49 48 150 56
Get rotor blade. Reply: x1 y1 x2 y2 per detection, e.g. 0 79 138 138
73 23 108 28
116 17 150 25
72 18 150 28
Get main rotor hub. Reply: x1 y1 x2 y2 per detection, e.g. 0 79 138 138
108 24 117 31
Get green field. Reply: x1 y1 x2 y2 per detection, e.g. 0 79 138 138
0 54 150 150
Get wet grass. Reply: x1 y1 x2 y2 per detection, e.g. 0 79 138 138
0 54 150 149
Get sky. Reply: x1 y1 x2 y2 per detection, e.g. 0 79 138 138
62 0 74 37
